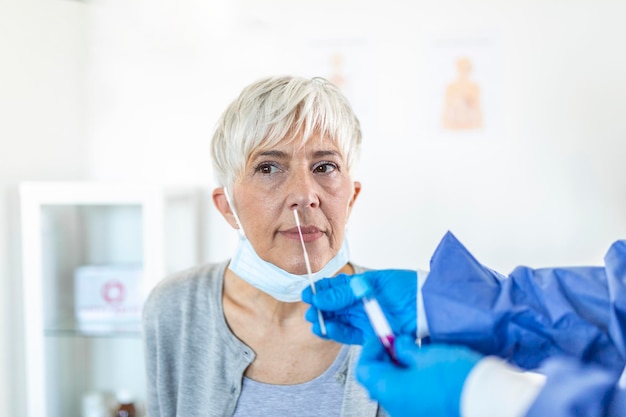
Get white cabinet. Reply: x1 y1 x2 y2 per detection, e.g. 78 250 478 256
20 182 202 417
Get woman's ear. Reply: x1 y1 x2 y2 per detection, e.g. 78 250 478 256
349 181 362 209
212 187 240 230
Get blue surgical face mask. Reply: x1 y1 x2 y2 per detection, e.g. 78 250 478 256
224 188 350 303
229 235 350 302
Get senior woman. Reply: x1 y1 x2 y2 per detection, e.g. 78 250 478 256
142 76 387 416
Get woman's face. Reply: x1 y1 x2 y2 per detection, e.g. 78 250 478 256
227 133 360 275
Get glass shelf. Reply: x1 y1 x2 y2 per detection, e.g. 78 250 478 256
44 324 142 339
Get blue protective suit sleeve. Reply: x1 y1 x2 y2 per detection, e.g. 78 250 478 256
423 232 626 370
525 356 621 417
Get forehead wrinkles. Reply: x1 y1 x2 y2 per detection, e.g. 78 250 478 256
248 133 342 163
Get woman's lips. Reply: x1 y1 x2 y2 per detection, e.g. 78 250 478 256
282 226 324 242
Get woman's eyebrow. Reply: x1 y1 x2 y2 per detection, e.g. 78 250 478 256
311 150 341 159
251 149 341 159
251 150 289 160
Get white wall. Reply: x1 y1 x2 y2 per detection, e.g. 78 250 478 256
86 0 626 272
0 0 89 415
349 1 626 271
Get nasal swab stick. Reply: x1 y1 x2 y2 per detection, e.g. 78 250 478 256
293 209 327 336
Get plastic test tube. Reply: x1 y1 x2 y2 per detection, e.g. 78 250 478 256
350 275 400 365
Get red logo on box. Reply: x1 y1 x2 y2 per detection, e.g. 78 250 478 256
102 280 125 304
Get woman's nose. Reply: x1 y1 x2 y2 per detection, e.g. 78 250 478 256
286 167 320 209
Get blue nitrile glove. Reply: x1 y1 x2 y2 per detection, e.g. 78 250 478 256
356 335 481 417
302 270 417 344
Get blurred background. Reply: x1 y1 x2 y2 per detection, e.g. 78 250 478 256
2 0 625 415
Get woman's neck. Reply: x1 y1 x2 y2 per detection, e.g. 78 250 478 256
223 268 307 323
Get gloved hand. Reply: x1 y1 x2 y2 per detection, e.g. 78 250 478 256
357 335 481 417
301 270 417 345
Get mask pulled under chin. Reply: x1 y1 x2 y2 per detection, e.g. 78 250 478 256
228 235 350 303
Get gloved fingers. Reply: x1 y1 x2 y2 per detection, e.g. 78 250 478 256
356 338 398 396
304 306 320 323
396 341 482 372
359 337 390 364
304 306 327 338
369 269 417 291
393 334 423 367
322 321 365 345
302 276 346 304
355 362 396 403
313 274 351 291
312 277 358 311
302 274 355 310
305 306 366 344
314 285 357 310
304 306 351 323
309 321 330 340
394 339 465 369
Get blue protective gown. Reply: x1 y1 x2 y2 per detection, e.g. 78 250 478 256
423 232 626 416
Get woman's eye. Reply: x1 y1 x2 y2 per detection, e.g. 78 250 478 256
313 162 338 174
255 163 280 174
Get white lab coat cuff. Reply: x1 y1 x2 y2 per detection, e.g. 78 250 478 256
461 356 545 417
416 269 429 339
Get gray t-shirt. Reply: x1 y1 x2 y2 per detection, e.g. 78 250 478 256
233 345 349 417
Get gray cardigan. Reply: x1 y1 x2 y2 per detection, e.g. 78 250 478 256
142 261 386 417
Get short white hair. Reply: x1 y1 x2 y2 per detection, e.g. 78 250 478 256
211 76 362 193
